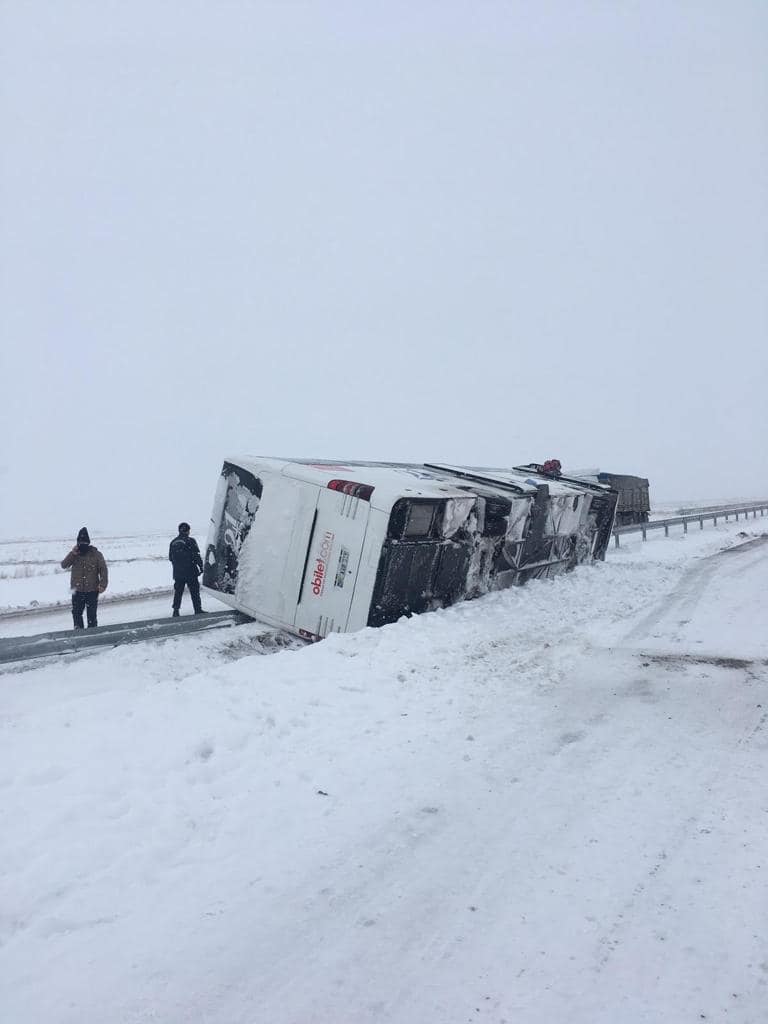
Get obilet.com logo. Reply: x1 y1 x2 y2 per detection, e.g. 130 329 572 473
311 531 335 596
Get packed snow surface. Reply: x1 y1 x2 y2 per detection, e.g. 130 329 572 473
1 520 767 1023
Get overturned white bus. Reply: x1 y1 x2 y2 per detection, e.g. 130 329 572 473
202 458 618 641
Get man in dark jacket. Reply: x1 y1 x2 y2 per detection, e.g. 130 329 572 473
61 527 109 629
169 522 204 616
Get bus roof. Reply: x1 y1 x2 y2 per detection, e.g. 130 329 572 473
224 456 605 509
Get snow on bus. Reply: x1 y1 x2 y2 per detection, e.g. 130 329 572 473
202 458 618 640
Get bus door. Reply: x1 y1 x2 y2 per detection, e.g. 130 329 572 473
294 486 371 638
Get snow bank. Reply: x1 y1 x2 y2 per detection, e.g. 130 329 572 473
1 519 766 1024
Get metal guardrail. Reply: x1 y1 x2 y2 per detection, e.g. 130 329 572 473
0 610 253 666
672 500 768 516
613 502 768 547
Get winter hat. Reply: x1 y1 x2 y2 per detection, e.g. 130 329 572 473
178 522 190 533
77 527 90 544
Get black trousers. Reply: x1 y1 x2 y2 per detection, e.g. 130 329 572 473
173 577 202 613
72 590 99 629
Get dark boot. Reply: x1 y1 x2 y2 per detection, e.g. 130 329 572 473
172 609 180 617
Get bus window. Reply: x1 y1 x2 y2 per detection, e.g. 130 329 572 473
388 499 442 540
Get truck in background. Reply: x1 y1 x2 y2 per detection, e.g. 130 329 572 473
597 473 650 526
563 468 650 527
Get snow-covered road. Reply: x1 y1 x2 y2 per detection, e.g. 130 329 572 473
626 535 768 662
1 521 766 1024
0 593 176 638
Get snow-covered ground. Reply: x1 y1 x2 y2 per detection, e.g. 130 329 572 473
1 519 767 1023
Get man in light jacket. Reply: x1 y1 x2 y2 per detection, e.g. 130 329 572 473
61 527 109 629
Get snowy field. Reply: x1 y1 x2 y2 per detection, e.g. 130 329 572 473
1 519 767 1023
0 532 173 616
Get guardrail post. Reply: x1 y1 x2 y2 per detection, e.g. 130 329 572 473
664 523 669 536
713 515 718 525
641 524 647 541
614 533 620 548
699 517 704 530
683 520 688 533
725 512 729 521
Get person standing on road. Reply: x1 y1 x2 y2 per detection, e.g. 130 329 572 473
169 522 204 616
61 527 109 629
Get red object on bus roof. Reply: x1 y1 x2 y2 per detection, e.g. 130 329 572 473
327 480 375 501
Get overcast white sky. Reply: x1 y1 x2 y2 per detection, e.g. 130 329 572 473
1 1 766 539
